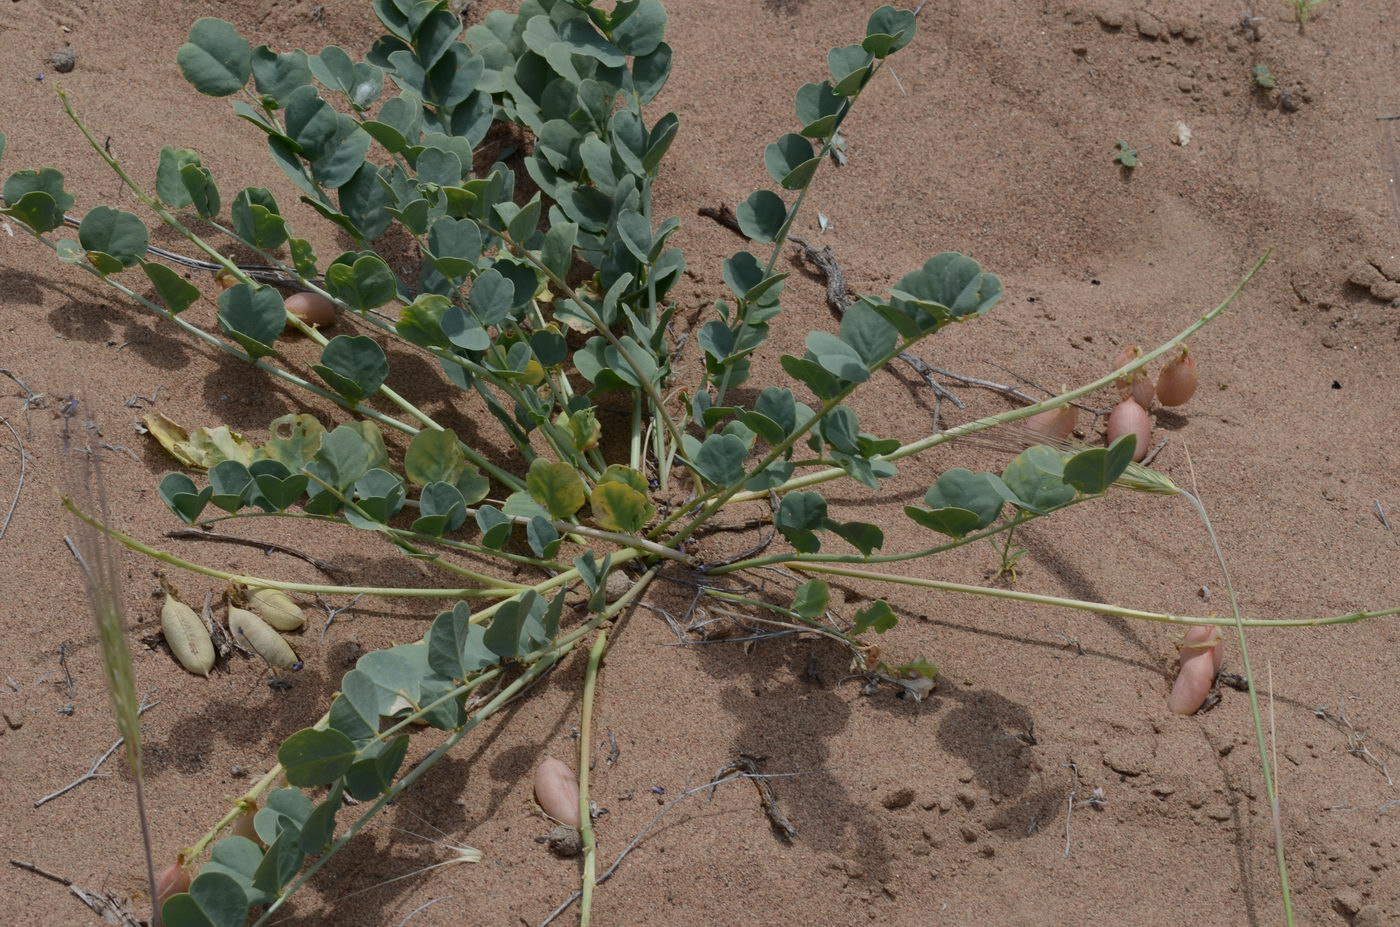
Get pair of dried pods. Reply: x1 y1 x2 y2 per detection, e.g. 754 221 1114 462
161 583 303 675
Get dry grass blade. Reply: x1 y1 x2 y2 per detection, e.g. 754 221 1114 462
62 407 161 926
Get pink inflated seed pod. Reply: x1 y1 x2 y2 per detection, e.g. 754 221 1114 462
1106 398 1151 462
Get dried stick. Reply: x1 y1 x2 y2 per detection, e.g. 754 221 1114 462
788 236 963 421
164 527 348 577
33 694 158 807
697 205 744 237
0 416 28 540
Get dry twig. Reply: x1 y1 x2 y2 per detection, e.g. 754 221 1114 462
164 527 348 577
33 694 158 807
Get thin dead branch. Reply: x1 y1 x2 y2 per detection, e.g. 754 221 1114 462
164 527 348 577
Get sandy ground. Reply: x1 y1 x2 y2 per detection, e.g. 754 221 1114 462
2 0 1399 925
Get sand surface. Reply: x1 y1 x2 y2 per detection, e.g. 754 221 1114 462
2 0 1399 924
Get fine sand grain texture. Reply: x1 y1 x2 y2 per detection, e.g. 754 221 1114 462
2 1 1399 925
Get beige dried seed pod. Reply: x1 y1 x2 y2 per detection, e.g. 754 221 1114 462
162 593 215 677
247 587 305 631
228 606 302 670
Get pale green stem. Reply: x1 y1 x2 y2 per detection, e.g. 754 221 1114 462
489 225 692 460
194 510 565 572
705 497 1103 575
723 253 1271 505
578 629 607 927
63 497 520 599
787 562 1400 628
247 567 660 926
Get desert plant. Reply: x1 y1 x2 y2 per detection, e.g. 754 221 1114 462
1284 0 1326 24
5 2 1397 925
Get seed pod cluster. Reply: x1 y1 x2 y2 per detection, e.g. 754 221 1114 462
229 606 303 670
161 584 215 677
1104 343 1205 456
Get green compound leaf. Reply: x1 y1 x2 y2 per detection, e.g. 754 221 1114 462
475 505 513 550
1001 445 1075 514
178 18 252 96
312 335 388 403
795 80 844 138
351 468 406 524
644 112 680 173
827 519 884 555
779 355 843 400
693 433 748 487
804 331 869 383
141 261 201 315
1 190 63 234
159 473 213 525
396 293 451 348
179 163 221 219
278 727 358 787
838 301 898 367
1063 434 1137 494
828 44 875 95
412 481 467 536
207 460 253 513
162 871 248 927
78 205 148 271
251 826 304 895
590 480 654 534
249 460 308 512
764 133 819 190
903 504 981 538
297 783 344 854
217 283 284 358
252 45 312 102
526 459 585 519
325 253 397 312
196 836 272 908
736 190 787 243
344 735 410 801
776 491 827 553
230 187 288 250
427 216 482 278
632 41 673 103
792 578 829 619
156 147 201 208
3 167 74 233
852 599 898 634
923 468 1007 529
892 252 1003 322
312 424 379 489
864 5 918 58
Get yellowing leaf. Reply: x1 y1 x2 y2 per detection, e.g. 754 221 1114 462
525 459 585 519
141 413 255 470
590 481 654 534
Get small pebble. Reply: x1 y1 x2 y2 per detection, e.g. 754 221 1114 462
51 48 75 73
881 788 915 811
546 825 582 858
